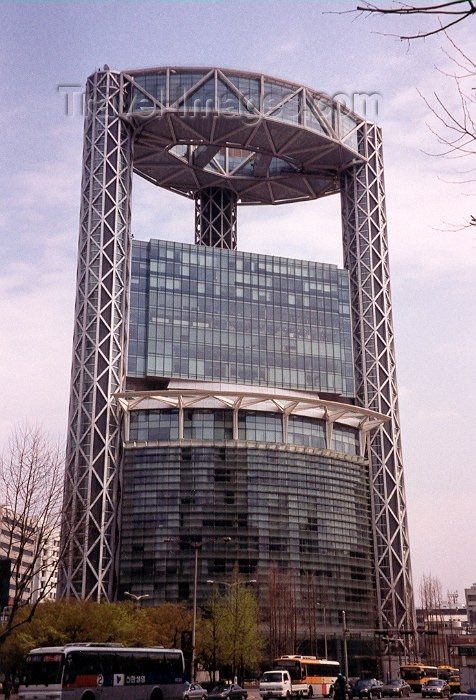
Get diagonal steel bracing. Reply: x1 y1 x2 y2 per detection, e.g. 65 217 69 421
195 187 238 249
59 66 416 640
341 123 416 642
58 69 133 601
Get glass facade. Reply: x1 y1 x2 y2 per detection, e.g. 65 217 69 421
128 407 358 456
288 415 326 449
128 239 354 396
119 443 374 628
127 69 361 146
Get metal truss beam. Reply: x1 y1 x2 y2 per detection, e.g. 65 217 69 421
58 69 133 602
115 384 388 458
341 123 416 645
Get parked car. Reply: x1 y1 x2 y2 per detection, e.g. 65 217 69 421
184 684 208 700
352 679 383 699
208 685 248 700
381 680 411 698
422 680 451 698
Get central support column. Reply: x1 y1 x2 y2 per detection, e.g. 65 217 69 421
195 187 238 249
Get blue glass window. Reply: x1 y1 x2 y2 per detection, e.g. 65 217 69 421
183 409 233 440
128 240 355 397
238 411 283 443
331 424 359 455
129 410 179 441
169 72 206 105
288 416 326 448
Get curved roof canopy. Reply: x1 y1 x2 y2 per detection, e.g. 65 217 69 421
122 67 366 205
115 383 388 434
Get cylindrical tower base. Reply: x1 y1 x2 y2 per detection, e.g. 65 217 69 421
195 187 237 249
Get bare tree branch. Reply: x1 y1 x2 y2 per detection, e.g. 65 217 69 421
413 36 476 229
352 1 476 40
0 425 68 646
332 5 476 228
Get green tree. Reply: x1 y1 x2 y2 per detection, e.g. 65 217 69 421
0 600 195 676
219 581 263 683
143 602 193 648
198 590 225 683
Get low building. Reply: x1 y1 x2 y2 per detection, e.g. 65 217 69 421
0 505 59 605
465 584 476 627
416 605 469 666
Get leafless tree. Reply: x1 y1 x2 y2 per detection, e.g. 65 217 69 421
337 3 476 230
0 425 65 645
300 572 319 656
352 1 476 40
417 34 476 231
419 573 449 665
267 566 298 660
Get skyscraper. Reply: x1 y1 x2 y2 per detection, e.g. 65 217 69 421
59 66 415 652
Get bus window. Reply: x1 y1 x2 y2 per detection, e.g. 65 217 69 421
165 652 183 676
23 654 64 686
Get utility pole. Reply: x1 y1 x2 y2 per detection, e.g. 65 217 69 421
323 606 328 659
191 542 199 684
342 610 349 679
164 535 231 682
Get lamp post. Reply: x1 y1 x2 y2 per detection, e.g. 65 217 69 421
190 541 200 685
341 610 349 679
165 536 231 683
323 605 328 659
316 599 328 659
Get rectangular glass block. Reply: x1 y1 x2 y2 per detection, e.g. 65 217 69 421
128 239 355 397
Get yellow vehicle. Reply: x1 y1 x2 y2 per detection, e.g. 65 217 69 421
273 656 340 697
437 667 458 682
400 665 438 693
437 667 460 693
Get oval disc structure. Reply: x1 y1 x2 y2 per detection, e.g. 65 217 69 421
122 67 366 205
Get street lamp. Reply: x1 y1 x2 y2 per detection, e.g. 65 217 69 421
322 605 328 659
124 591 150 603
341 610 349 679
165 536 232 683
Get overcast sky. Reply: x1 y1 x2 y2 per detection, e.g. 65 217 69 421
1 1 475 606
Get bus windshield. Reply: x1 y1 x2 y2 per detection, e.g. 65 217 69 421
438 669 458 681
401 670 422 681
274 661 301 681
23 654 64 686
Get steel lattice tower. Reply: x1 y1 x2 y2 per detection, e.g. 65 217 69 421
59 66 416 642
60 70 133 601
341 123 414 634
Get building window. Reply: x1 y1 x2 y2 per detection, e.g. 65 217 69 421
288 415 326 448
129 410 179 441
183 409 233 440
238 411 283 442
331 424 359 455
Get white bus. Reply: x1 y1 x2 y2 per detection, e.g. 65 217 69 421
19 644 186 700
